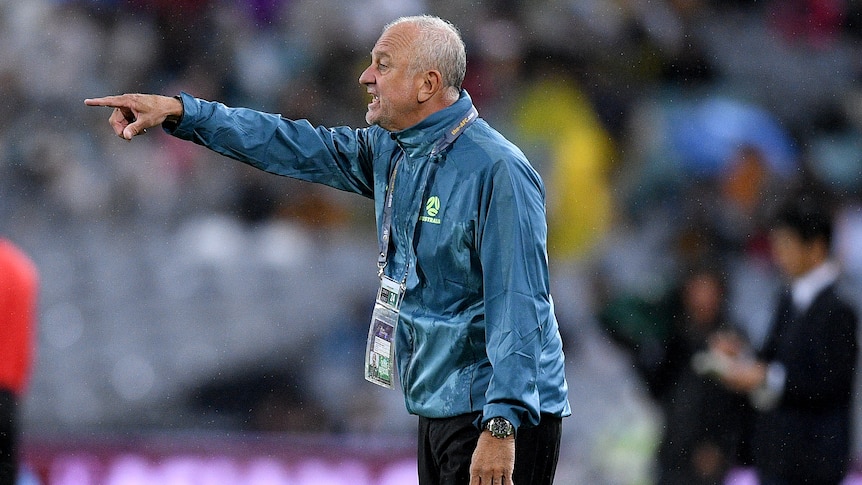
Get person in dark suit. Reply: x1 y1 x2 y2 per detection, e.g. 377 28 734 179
708 197 858 485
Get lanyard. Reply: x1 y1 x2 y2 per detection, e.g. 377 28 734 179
377 105 479 284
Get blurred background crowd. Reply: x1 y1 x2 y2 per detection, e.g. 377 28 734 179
2 0 862 483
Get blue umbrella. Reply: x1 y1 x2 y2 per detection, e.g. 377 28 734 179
667 97 798 178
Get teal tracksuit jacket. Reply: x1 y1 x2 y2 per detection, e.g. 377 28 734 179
169 90 571 430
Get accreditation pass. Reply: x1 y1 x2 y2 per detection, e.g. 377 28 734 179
365 275 402 388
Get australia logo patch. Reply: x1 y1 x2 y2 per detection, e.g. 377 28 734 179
420 196 441 224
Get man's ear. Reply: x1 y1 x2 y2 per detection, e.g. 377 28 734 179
417 70 442 103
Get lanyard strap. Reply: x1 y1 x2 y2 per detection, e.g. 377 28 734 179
377 105 478 282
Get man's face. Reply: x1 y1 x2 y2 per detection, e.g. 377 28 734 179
358 23 423 131
683 273 722 327
769 227 818 279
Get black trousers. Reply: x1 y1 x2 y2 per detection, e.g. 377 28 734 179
0 389 17 485
417 413 562 485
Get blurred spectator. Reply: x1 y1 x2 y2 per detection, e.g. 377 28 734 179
767 0 846 48
599 256 748 484
0 239 38 485
512 54 615 261
708 196 858 485
645 262 747 485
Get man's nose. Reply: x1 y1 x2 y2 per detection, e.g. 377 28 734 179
358 66 373 85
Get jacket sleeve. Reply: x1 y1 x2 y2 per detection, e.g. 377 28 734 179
168 92 376 198
476 157 550 430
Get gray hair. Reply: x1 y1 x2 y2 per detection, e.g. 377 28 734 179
383 15 466 95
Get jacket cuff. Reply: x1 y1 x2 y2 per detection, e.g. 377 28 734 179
480 403 528 431
750 361 786 411
163 92 198 138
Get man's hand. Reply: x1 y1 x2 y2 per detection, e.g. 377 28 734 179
706 330 767 393
708 330 747 358
469 431 515 484
84 94 183 140
719 358 768 393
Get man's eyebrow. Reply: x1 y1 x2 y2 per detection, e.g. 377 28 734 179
372 49 392 61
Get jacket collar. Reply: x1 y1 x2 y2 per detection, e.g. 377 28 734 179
390 90 475 159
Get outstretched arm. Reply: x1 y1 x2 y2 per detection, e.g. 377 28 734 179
84 94 183 140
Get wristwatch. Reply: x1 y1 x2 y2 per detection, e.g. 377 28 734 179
485 417 515 439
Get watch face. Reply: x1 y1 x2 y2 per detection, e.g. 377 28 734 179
488 418 513 438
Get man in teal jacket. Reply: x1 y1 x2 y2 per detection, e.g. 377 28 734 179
87 15 570 485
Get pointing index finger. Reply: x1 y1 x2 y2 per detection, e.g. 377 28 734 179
84 95 129 108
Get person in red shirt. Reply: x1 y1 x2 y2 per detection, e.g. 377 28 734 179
0 239 38 485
